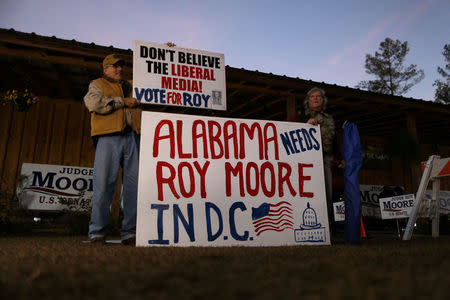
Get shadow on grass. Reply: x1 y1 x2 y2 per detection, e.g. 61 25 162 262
0 233 449 299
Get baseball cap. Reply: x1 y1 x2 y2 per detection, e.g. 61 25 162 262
103 54 124 68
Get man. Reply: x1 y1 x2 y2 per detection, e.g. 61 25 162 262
84 54 141 245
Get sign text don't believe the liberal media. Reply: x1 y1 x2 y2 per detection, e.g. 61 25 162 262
133 40 226 111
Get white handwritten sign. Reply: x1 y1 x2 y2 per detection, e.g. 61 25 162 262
136 112 330 246
133 40 226 110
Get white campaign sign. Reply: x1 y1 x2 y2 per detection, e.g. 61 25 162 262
359 184 384 218
133 40 226 111
333 201 345 222
379 194 415 219
136 112 330 247
18 163 93 211
425 190 450 215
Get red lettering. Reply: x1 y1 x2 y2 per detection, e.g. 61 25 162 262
203 68 210 80
192 120 208 158
171 64 177 76
167 92 182 105
160 76 201 92
239 123 263 159
175 93 182 104
223 121 238 159
178 162 195 198
208 120 224 159
225 162 245 197
153 120 175 159
264 123 279 160
224 162 305 198
188 66 194 78
167 91 174 104
278 162 297 197
298 163 314 198
246 162 260 197
191 80 200 92
195 67 203 79
156 161 180 201
182 65 189 77
161 76 172 89
261 162 275 197
176 120 191 158
171 64 215 81
193 161 209 198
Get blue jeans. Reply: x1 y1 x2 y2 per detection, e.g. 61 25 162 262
88 131 140 239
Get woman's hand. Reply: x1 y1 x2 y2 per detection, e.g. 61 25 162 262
307 118 318 125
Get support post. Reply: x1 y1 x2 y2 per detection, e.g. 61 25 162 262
403 155 449 240
402 155 436 240
431 178 440 237
406 113 421 191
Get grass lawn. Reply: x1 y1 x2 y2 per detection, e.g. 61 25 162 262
0 233 449 299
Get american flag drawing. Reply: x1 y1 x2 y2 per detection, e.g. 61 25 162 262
251 201 294 236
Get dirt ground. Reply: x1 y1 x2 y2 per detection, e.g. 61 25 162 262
0 233 449 299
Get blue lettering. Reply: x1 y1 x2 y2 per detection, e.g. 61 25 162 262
55 177 70 190
288 130 300 153
152 89 161 103
134 88 145 101
295 129 306 152
383 202 392 209
140 88 167 103
183 93 193 106
202 94 210 107
229 202 249 241
149 204 170 245
144 88 153 102
360 191 370 203
280 132 295 155
309 128 320 150
173 204 195 243
31 171 56 188
159 89 166 104
193 94 202 107
301 129 313 150
72 178 88 191
205 202 223 241
280 128 316 155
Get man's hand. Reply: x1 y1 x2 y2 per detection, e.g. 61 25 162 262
124 97 140 108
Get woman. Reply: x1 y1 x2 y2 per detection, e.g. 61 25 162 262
299 87 336 221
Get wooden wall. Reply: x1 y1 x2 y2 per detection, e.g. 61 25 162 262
0 98 95 197
357 136 450 192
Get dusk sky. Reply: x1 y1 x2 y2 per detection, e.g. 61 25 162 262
0 0 448 101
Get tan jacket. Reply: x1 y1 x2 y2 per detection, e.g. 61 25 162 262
88 78 141 136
